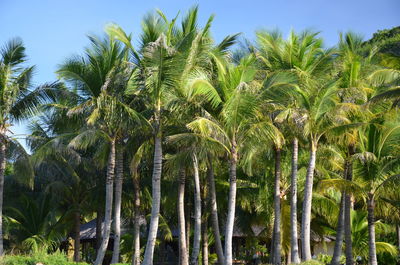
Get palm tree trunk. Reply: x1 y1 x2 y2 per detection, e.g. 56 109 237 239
191 153 201 265
224 140 238 265
272 147 282 265
202 220 209 265
290 138 300 264
73 211 81 262
111 146 124 264
142 121 163 265
301 139 317 261
202 183 209 265
178 168 189 265
344 144 354 265
367 194 378 265
0 138 6 256
186 187 191 258
270 231 275 264
344 194 353 265
95 138 116 265
132 174 141 265
207 155 224 264
96 206 103 255
330 194 345 265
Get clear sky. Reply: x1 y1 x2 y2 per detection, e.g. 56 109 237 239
1 0 399 149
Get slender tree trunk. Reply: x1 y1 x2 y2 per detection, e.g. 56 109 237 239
112 146 124 264
272 147 282 265
73 211 81 262
186 187 191 258
0 138 6 256
207 155 224 264
344 194 353 265
367 194 377 265
142 113 163 265
290 138 300 264
202 220 209 265
330 194 345 265
301 139 317 261
202 182 209 265
178 168 189 265
96 206 104 255
132 174 141 265
95 138 116 265
270 230 275 264
344 145 355 265
191 153 201 265
224 139 238 265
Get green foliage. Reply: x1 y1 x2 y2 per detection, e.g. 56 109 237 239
316 254 345 264
2 8 400 265
363 26 400 56
298 261 324 265
0 251 89 265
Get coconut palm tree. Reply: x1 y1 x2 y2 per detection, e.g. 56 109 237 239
255 29 337 262
0 38 62 255
106 6 222 263
321 113 400 265
57 35 143 265
334 31 400 264
186 53 261 265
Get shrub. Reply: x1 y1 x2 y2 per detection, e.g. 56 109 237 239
299 261 324 265
0 251 90 265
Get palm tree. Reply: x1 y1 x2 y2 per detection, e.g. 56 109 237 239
322 114 400 265
57 35 141 265
334 31 400 264
107 7 220 263
0 38 61 255
187 54 260 265
255 30 336 262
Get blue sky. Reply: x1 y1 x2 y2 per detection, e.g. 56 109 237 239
1 0 399 149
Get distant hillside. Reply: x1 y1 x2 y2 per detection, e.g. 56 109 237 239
364 26 400 56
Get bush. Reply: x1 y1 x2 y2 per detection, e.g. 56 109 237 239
0 251 89 265
298 261 324 265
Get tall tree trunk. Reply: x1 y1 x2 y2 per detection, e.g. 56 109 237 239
112 146 124 264
96 205 104 255
73 211 81 262
330 194 345 265
202 220 209 265
0 139 6 256
344 145 355 265
132 173 141 265
191 153 201 265
270 231 275 264
142 113 162 265
95 138 116 265
272 147 282 265
224 139 238 265
186 187 191 258
301 139 317 261
207 155 224 264
290 138 300 264
178 169 189 265
367 194 378 265
202 181 209 265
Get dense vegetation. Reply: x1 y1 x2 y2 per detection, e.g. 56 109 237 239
0 7 399 265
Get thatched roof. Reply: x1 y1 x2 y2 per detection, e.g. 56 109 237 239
79 216 146 240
